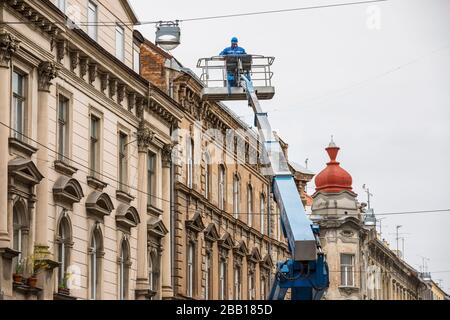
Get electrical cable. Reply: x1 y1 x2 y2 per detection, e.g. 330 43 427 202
0 0 389 26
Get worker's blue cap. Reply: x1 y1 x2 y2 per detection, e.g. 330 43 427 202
231 37 238 43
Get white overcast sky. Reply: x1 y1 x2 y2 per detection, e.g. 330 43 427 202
130 0 450 291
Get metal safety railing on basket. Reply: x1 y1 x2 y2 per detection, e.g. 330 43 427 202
197 55 274 88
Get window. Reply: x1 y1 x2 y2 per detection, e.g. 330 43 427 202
219 260 226 299
247 185 253 228
57 95 69 161
12 202 27 264
12 71 26 141
89 228 102 299
205 251 212 299
187 243 194 297
186 138 194 188
57 216 71 288
233 174 240 219
118 132 127 191
340 254 354 287
147 152 156 206
260 194 265 235
87 1 98 41
133 43 140 73
234 266 241 299
57 0 66 12
119 240 129 300
89 115 100 176
218 165 225 210
148 250 159 298
115 24 125 61
248 272 255 300
204 153 211 199
261 276 267 300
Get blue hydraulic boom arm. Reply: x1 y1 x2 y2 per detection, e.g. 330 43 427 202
239 75 329 300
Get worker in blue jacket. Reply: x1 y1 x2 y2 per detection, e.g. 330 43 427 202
220 37 247 55
220 37 249 89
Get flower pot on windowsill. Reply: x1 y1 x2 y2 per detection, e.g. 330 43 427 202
58 287 70 296
13 273 23 283
27 276 38 288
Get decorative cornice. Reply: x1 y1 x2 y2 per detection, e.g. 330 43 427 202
0 30 20 68
38 61 59 92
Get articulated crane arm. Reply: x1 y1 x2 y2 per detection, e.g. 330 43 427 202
240 76 329 300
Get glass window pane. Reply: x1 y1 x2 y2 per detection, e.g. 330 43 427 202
116 25 124 61
87 1 97 40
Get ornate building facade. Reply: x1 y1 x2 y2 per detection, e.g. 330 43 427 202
138 38 291 300
0 0 182 300
310 139 427 300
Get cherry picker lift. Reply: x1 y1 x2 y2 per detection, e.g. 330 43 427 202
197 54 329 300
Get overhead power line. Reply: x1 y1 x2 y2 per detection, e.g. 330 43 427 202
0 0 388 26
1 121 449 219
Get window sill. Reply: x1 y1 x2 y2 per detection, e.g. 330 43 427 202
13 281 42 296
54 291 77 300
147 204 163 216
116 189 135 204
87 175 108 191
54 159 78 176
338 286 360 295
9 137 38 158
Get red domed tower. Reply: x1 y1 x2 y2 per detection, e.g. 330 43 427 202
314 138 355 195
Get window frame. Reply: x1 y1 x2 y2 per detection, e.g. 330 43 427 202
186 138 194 189
115 23 125 62
56 215 72 288
11 70 27 141
260 193 265 235
118 239 130 300
219 259 227 300
233 174 240 219
340 253 355 287
87 0 98 41
118 131 128 191
147 152 157 207
89 111 102 177
247 184 253 228
218 165 226 210
187 242 195 298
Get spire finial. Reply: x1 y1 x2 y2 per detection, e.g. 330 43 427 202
328 135 337 148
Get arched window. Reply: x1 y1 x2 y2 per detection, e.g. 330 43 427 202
204 153 211 199
260 194 265 235
233 174 240 219
13 202 27 262
57 215 72 288
218 165 225 210
89 227 103 300
119 239 130 300
186 138 194 188
187 242 195 297
219 259 226 299
234 265 241 299
247 185 253 228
